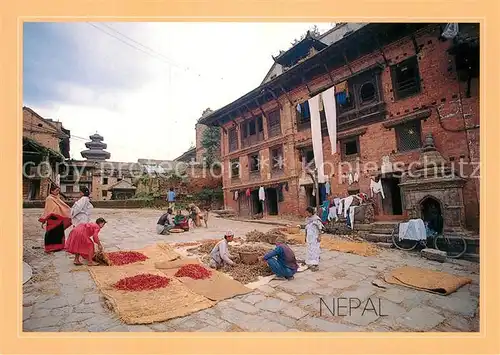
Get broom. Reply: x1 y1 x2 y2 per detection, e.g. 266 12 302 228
93 250 112 265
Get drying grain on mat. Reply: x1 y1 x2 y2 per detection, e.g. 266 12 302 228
114 274 171 291
175 264 212 280
95 251 148 266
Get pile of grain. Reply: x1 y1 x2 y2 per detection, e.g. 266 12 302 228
245 228 287 244
221 244 273 284
323 221 358 236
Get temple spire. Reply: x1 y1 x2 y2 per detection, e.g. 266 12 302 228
80 133 111 161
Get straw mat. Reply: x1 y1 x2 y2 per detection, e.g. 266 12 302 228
385 266 472 295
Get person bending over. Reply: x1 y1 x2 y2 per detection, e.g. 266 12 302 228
209 231 236 269
263 237 299 280
156 208 174 235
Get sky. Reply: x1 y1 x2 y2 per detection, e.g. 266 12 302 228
23 22 334 162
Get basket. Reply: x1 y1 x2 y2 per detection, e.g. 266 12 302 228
239 251 259 265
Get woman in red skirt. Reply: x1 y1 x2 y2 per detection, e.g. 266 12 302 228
65 217 107 266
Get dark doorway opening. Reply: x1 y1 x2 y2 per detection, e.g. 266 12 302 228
29 180 40 200
304 185 317 208
266 188 279 216
381 175 403 215
250 190 263 214
421 197 444 234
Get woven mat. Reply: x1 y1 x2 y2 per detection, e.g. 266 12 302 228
137 243 181 265
320 236 379 257
283 232 305 244
385 266 472 295
155 258 252 301
88 263 214 324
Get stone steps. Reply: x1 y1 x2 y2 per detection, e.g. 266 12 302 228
365 233 392 243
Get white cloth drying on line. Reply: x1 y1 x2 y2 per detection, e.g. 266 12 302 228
370 179 385 199
349 206 358 230
258 186 265 201
398 219 427 241
348 173 353 185
354 172 359 182
328 206 337 221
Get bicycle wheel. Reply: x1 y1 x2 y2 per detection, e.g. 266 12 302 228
392 225 419 251
433 234 468 259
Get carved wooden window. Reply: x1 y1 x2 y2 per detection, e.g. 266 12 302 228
299 146 315 170
102 190 108 197
391 56 421 100
66 185 74 193
340 136 360 160
228 127 238 153
359 82 376 103
296 101 311 130
249 153 260 172
230 158 240 179
267 109 281 138
270 145 284 171
395 120 422 152
103 177 108 185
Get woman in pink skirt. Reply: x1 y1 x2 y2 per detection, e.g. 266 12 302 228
65 217 107 266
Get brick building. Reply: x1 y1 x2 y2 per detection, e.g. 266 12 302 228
198 23 479 231
22 107 70 200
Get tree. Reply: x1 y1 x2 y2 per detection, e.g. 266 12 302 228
201 125 220 166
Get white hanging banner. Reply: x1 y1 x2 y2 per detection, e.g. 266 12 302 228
308 95 326 183
442 23 459 39
321 86 338 154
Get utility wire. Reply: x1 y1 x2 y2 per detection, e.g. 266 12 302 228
87 22 224 82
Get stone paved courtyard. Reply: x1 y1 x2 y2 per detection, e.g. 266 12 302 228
23 208 480 332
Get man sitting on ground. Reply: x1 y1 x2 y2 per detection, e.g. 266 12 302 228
263 236 299 280
209 231 236 269
156 208 175 235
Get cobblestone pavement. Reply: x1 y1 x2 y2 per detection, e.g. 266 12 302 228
23 208 480 332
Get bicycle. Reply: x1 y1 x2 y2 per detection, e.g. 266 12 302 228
391 221 468 259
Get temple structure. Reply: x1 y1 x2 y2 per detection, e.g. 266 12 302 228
80 133 111 161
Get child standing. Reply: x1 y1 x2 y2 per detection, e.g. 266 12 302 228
305 206 323 271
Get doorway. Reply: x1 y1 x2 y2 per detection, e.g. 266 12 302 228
381 175 403 215
28 180 40 200
266 188 279 216
250 190 263 215
304 185 317 208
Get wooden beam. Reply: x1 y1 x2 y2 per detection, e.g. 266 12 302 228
266 88 283 109
301 76 312 95
278 83 293 105
372 31 389 66
411 34 420 54
342 51 354 74
322 63 335 84
244 104 257 119
254 98 266 117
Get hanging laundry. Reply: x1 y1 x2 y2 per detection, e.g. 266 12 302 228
370 179 385 199
342 195 355 218
349 206 358 230
336 92 347 105
245 188 251 197
308 94 326 183
321 86 338 154
234 191 239 201
258 186 265 201
348 172 354 185
328 206 337 221
319 183 327 205
296 103 302 113
325 181 331 195
319 93 325 111
337 198 344 216
354 172 359 182
335 81 348 94
277 185 284 202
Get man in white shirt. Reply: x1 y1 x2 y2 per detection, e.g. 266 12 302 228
209 231 236 269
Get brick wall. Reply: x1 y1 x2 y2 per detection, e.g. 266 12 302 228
23 108 62 153
220 26 479 229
